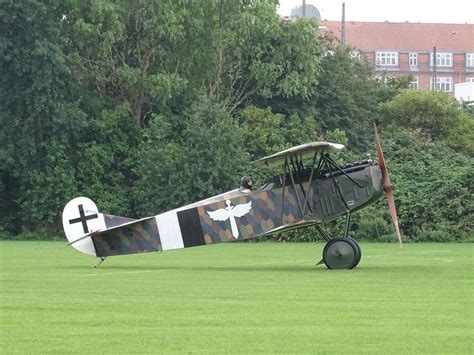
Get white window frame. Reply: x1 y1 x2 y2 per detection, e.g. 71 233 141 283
466 78 474 83
376 51 398 66
409 53 418 67
466 53 474 67
430 52 453 67
431 77 453 92
409 77 419 90
350 50 361 60
375 76 394 84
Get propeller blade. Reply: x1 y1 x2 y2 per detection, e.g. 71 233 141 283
374 124 390 190
385 188 403 248
374 124 403 248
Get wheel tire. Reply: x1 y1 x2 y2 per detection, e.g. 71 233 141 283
323 237 359 269
346 236 362 268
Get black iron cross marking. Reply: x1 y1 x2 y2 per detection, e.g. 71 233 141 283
69 204 98 234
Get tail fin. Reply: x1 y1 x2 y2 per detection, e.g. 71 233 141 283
62 197 106 256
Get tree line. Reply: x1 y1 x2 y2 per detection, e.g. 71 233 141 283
1 0 472 241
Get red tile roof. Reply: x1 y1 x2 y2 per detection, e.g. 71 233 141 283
321 21 474 52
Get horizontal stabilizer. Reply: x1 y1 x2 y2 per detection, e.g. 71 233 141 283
102 213 136 229
67 216 153 246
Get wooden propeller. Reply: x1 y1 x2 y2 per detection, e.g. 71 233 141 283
374 124 403 248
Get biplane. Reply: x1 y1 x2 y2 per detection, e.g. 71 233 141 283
62 126 402 269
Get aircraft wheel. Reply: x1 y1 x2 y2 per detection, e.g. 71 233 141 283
346 236 361 268
323 237 360 269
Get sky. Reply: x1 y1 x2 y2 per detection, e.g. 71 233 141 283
277 0 474 24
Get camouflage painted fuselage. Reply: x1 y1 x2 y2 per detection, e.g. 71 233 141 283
92 163 383 257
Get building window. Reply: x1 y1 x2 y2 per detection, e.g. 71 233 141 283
409 77 419 90
376 52 398 66
430 52 453 67
409 53 418 67
431 77 453 92
467 78 474 83
467 53 474 67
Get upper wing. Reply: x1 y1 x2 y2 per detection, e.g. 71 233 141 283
207 209 230 221
232 201 252 218
253 141 344 168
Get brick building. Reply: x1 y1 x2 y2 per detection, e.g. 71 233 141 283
321 21 474 95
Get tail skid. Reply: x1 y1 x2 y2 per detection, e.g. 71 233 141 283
93 257 106 268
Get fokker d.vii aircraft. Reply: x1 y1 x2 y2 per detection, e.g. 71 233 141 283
62 126 402 269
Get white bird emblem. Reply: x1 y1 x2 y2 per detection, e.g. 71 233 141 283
207 200 252 239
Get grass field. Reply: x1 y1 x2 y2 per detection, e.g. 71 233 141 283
1 241 473 354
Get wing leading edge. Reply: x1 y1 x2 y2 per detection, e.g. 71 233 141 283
253 141 344 168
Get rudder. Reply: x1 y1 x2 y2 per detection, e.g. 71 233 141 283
62 197 107 256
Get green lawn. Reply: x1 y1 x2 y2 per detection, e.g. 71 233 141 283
1 241 473 354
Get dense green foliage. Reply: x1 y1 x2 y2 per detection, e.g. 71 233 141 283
379 90 474 155
1 1 472 241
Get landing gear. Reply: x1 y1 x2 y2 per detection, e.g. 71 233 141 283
315 220 362 269
322 237 361 269
93 257 106 268
346 236 361 267
315 213 361 269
